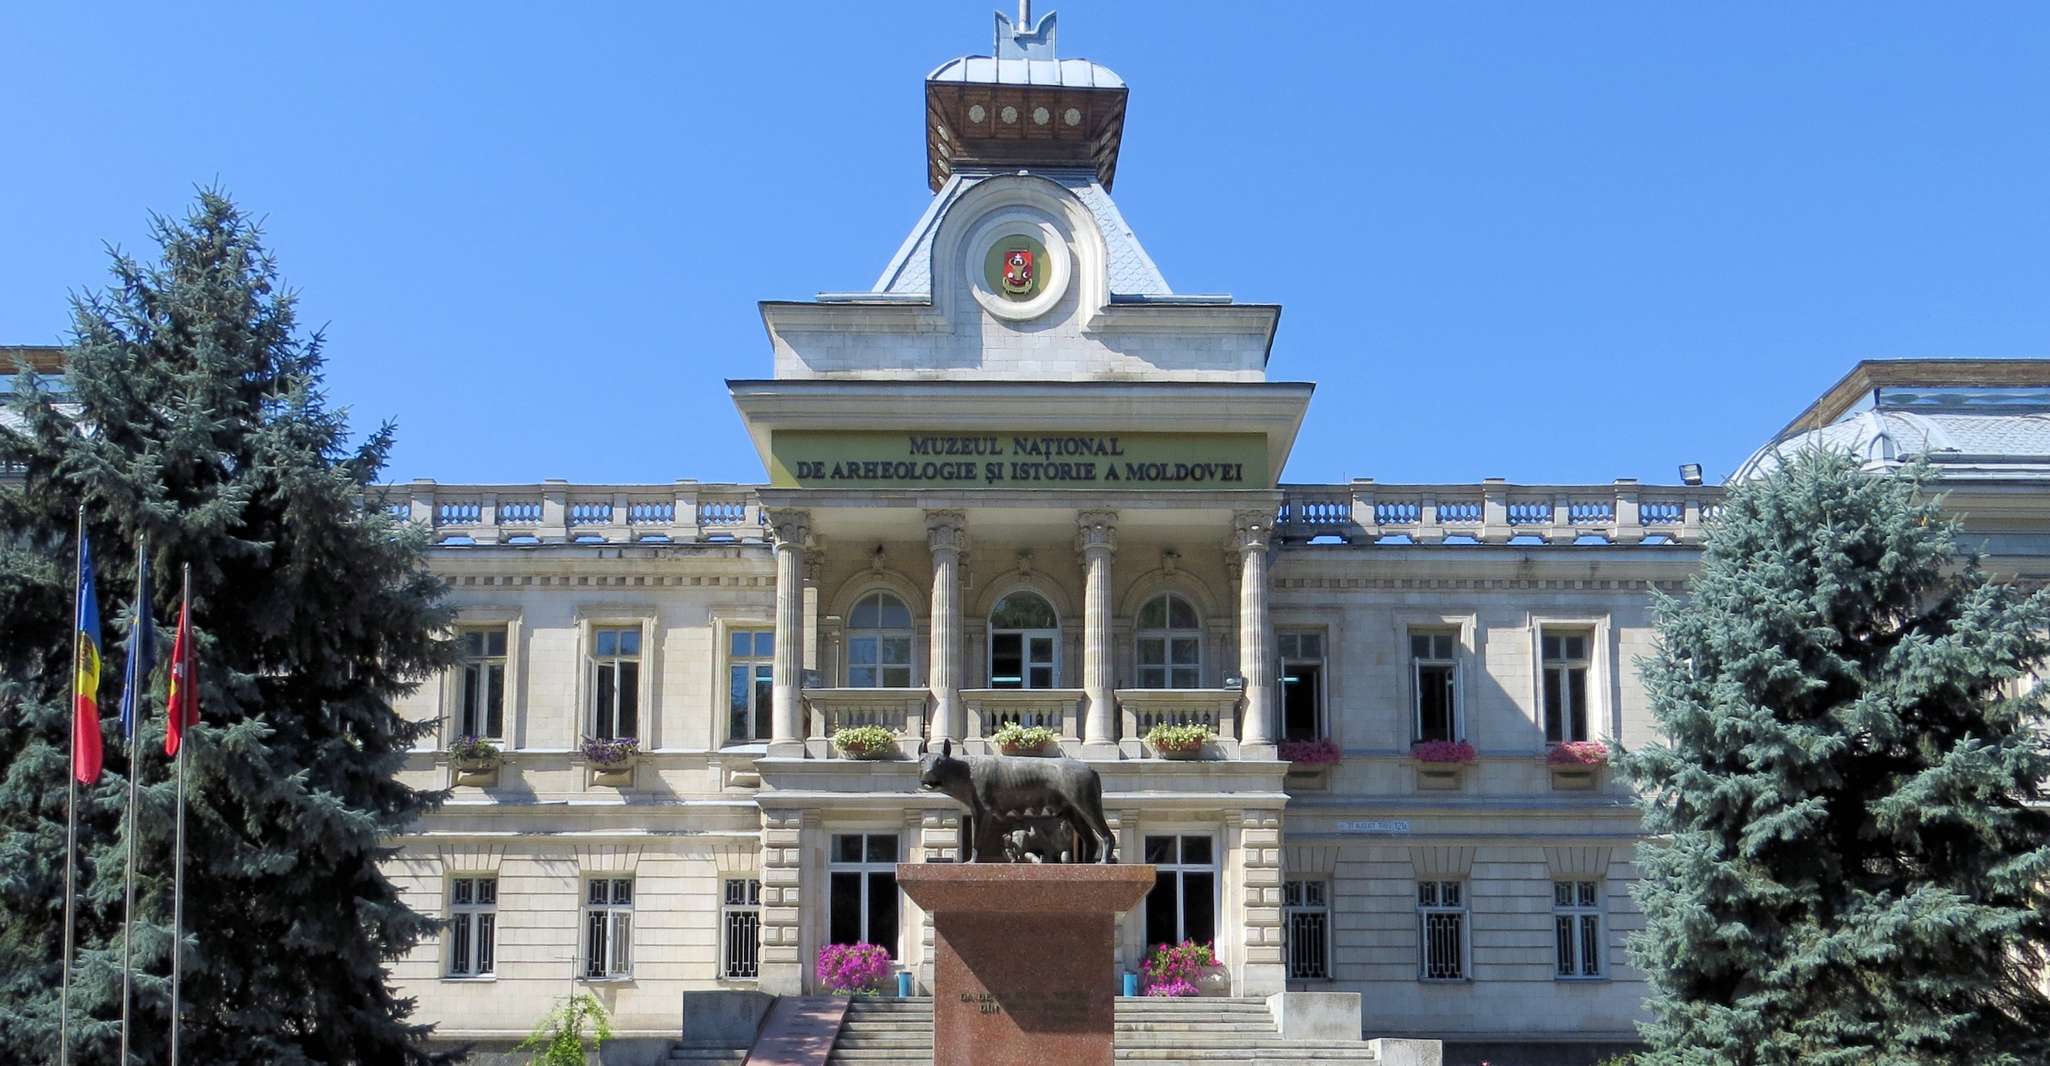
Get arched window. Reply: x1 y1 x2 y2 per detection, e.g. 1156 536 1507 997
1136 593 1201 689
988 591 1059 690
847 591 914 688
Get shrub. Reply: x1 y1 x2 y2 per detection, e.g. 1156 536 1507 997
1547 740 1610 767
1141 940 1215 996
1278 737 1342 764
990 723 1057 752
515 993 613 1066
816 942 894 995
448 735 501 763
1411 740 1478 765
833 725 899 757
579 736 639 766
1144 723 1212 752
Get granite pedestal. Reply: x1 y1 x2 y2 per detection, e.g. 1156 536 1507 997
897 863 1155 1066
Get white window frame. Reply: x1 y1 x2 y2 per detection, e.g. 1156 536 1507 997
1416 879 1469 981
846 591 915 689
442 608 521 747
724 625 775 746
454 626 509 741
828 832 902 953
589 626 643 740
582 877 634 979
721 877 762 980
1144 831 1221 946
1409 628 1460 743
1553 880 1604 979
1136 593 1203 690
1539 627 1594 743
988 590 1061 690
1277 629 1327 741
1283 877 1332 980
575 611 657 746
446 875 497 978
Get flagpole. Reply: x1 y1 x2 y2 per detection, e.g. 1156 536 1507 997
60 505 82 1066
169 562 190 1066
119 536 145 1066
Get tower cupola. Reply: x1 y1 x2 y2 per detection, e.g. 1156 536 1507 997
924 3 1129 191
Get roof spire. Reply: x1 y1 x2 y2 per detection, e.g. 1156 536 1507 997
995 2 1056 60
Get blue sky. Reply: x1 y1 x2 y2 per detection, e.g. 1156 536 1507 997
3 2 2046 488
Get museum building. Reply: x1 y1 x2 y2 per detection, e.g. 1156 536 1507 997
336 7 2050 1054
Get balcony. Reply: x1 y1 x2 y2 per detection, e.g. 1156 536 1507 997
801 689 929 760
1117 689 1242 759
961 689 1085 754
1277 479 1724 546
377 479 766 545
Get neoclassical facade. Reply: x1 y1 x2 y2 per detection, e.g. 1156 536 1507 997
369 8 2050 1055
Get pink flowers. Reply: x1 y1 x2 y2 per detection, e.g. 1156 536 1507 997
1547 740 1610 767
816 943 893 995
1278 737 1342 765
1410 740 1478 765
1141 940 1215 997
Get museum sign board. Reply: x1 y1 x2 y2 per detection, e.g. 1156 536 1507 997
770 430 1271 490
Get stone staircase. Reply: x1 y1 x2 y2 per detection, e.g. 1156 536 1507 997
820 996 1380 1066
664 1045 748 1063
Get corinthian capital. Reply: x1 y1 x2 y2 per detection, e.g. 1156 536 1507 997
1074 510 1119 555
925 510 968 555
1231 509 1277 553
765 508 810 549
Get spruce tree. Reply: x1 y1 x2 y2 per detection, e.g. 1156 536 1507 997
1624 448 2050 1065
0 191 454 1064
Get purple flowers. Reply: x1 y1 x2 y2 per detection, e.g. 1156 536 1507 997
1411 740 1478 765
1141 940 1215 997
580 736 639 766
1279 737 1341 765
448 735 500 763
1548 740 1610 767
816 943 893 995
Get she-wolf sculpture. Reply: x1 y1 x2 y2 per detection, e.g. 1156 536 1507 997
916 738 1118 864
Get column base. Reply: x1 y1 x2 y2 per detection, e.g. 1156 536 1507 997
1079 741 1122 760
1238 741 1279 760
757 960 804 996
1239 960 1287 998
766 739 809 759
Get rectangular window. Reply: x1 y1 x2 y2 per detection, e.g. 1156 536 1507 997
583 877 634 978
1278 631 1324 742
1143 834 1218 947
727 629 774 744
457 628 508 740
828 834 900 957
447 876 497 977
722 878 762 979
1541 632 1591 743
1283 878 1330 980
1554 880 1602 978
590 626 642 740
1411 631 1457 743
1416 880 1466 981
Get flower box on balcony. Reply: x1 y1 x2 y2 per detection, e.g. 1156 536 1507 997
448 736 502 787
1410 739 1476 789
1144 723 1213 760
582 736 639 788
833 725 900 760
990 723 1058 757
1546 740 1609 790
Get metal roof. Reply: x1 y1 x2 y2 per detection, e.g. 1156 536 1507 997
925 55 1125 89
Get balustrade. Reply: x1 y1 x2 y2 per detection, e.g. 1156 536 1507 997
385 480 768 545
801 689 930 759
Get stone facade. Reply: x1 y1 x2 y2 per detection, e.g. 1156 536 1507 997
373 8 2050 1055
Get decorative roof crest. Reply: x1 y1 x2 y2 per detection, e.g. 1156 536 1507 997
995 1 1057 60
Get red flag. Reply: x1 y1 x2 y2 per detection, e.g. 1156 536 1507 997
164 590 198 756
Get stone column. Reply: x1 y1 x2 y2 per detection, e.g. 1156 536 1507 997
1233 510 1278 759
767 509 810 758
926 511 967 742
1076 510 1119 758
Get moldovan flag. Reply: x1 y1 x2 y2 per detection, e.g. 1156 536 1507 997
164 586 198 757
74 532 103 784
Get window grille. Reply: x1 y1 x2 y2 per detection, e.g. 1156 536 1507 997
1417 880 1466 981
1283 879 1330 979
722 878 762 979
1554 880 1603 978
448 876 496 977
584 877 634 978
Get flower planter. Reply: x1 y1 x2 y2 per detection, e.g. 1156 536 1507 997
451 759 499 788
996 740 1053 757
840 746 897 761
1545 741 1609 790
587 760 636 788
1549 765 1600 791
1414 763 1467 790
1152 743 1206 760
1284 765 1330 791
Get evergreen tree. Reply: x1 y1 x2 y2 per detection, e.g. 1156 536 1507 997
0 190 454 1064
1624 448 2050 1065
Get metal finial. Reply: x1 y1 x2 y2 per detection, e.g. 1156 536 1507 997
1019 0 1031 26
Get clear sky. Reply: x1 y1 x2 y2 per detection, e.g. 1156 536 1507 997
3 2 2046 488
